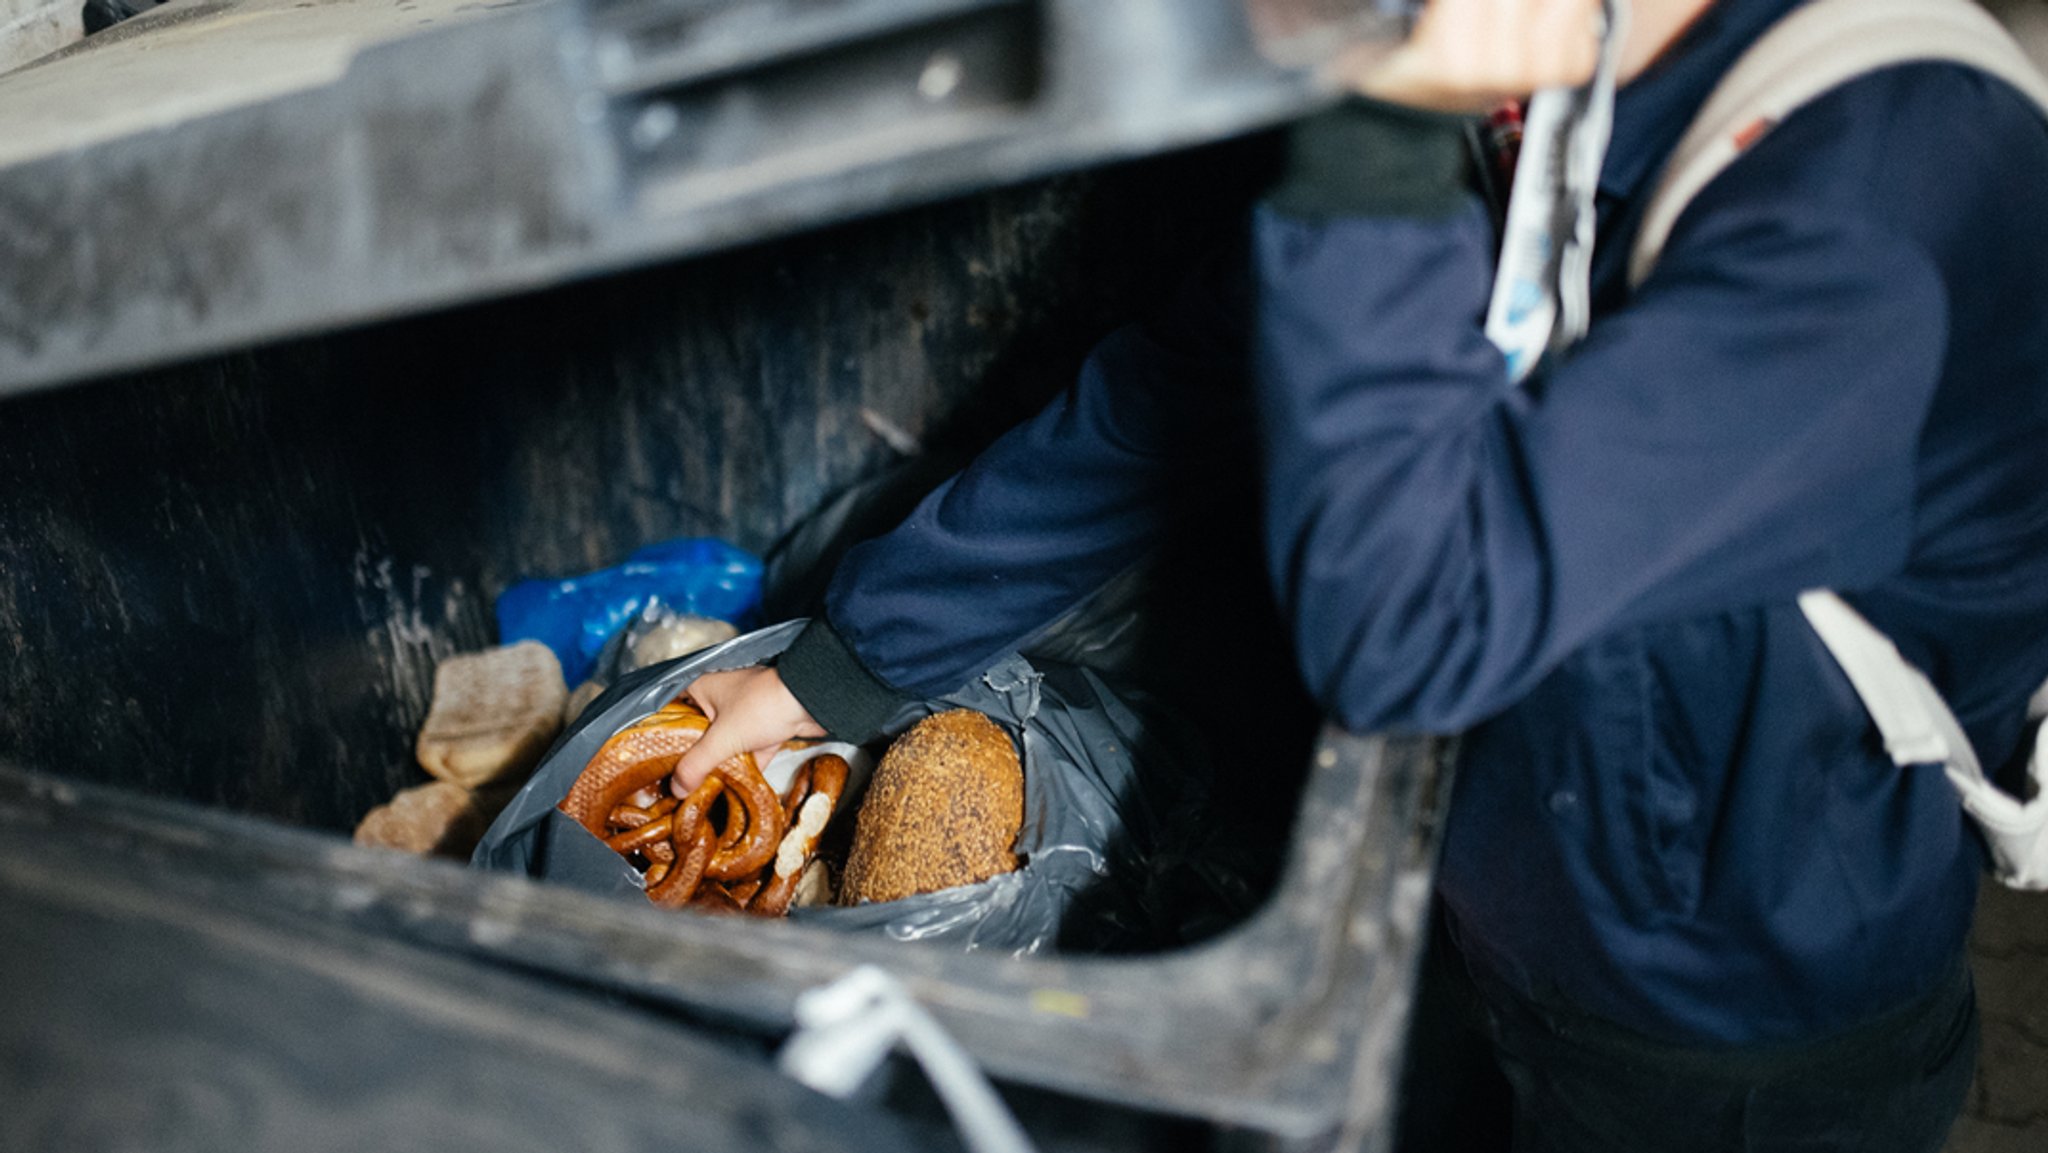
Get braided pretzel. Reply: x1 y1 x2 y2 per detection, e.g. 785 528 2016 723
649 818 717 908
558 696 787 906
560 693 855 915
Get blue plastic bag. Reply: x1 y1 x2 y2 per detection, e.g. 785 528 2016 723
495 538 762 685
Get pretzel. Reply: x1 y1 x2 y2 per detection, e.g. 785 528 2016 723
558 707 707 837
716 799 745 851
781 758 817 823
560 693 791 908
562 694 862 917
648 817 717 908
688 882 747 914
702 755 784 881
754 755 851 917
609 796 677 830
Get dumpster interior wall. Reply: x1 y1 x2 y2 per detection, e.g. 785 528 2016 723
0 140 1312 878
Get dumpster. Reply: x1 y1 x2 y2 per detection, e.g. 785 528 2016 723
0 1 1453 1149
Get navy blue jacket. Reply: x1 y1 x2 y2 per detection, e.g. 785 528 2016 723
777 0 2048 1045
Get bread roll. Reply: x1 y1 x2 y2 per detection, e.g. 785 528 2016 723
624 615 739 672
792 859 835 908
840 710 1022 905
416 641 567 789
354 781 495 858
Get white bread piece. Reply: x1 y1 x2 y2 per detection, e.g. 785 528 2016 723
354 781 495 858
415 641 567 789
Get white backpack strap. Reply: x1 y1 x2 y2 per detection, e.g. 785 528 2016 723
1625 2 2048 886
1798 591 1977 771
1630 0 2048 288
1799 591 2048 890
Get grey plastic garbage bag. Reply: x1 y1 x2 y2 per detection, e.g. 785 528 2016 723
473 621 1239 956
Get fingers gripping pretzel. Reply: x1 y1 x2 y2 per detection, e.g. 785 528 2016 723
560 695 851 915
559 696 790 908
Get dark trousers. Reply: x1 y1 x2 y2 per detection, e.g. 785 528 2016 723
1395 919 1979 1153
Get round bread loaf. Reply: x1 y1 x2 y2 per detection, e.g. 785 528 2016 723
839 710 1023 905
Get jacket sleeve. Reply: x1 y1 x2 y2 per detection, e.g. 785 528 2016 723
778 256 1253 741
1255 95 1952 735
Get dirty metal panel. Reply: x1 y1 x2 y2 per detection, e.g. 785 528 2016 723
0 0 1400 394
0 776 941 1153
0 726 1452 1145
0 149 1263 834
0 0 83 73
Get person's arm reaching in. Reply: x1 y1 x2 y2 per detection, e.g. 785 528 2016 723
679 0 1961 776
671 0 1626 786
673 249 1254 788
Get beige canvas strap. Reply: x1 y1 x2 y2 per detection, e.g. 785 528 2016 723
1629 0 2048 288
1623 1 2048 889
1799 591 2048 889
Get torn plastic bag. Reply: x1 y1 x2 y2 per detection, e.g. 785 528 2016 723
588 600 742 683
472 620 1247 955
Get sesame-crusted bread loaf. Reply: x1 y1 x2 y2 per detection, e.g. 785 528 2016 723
839 710 1022 905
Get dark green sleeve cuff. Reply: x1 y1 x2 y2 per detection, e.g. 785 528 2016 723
776 617 919 745
1269 96 1479 220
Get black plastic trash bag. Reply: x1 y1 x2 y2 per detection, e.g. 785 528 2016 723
472 621 1251 955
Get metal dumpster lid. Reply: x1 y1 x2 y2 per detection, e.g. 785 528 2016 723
0 0 1400 396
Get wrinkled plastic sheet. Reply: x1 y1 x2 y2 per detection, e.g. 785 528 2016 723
473 621 1235 955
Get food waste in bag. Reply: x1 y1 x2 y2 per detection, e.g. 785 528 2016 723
475 622 1254 955
839 710 1022 905
557 694 1027 916
562 602 744 726
563 695 852 915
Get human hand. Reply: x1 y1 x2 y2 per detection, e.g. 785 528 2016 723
1338 0 1604 113
671 666 826 793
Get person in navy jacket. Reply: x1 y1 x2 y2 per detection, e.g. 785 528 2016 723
675 0 2048 1146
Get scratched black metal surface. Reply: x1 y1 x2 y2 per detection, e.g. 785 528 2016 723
0 786 943 1153
0 715 1451 1143
0 145 1273 835
0 0 1405 393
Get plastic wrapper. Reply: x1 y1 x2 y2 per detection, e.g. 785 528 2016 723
495 538 761 686
585 601 742 686
472 622 1248 956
